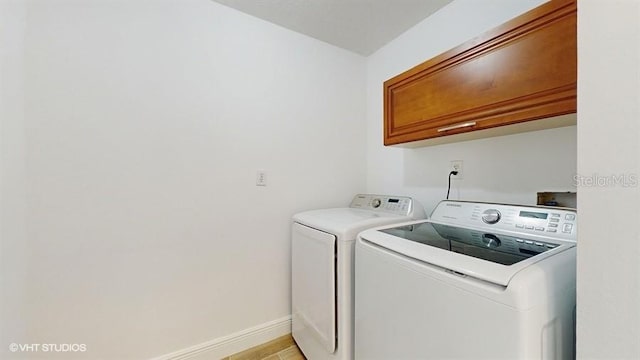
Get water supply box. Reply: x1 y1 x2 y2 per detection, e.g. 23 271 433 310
537 192 577 209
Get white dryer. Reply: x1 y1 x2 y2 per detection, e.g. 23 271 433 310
292 194 425 360
355 200 577 360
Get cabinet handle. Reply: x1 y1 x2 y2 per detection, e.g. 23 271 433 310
437 121 477 132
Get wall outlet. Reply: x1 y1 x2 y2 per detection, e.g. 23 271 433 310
450 160 463 179
256 170 267 186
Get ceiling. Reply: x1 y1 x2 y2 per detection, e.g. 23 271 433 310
210 0 453 56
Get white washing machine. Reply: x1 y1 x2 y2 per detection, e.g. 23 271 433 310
355 200 577 360
292 194 425 360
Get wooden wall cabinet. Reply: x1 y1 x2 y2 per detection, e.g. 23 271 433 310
384 0 577 146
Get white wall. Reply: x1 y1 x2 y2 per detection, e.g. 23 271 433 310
365 0 578 214
0 0 28 351
1 0 365 358
577 1 640 358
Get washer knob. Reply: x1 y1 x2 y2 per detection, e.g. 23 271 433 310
482 234 502 248
371 198 382 208
482 209 501 224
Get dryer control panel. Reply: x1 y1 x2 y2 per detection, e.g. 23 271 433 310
349 194 422 218
430 200 577 242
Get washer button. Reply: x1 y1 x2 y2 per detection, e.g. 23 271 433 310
535 227 544 231
565 214 576 221
547 228 558 233
550 218 560 223
551 213 561 217
535 242 544 246
563 223 573 233
524 240 534 245
516 224 524 228
548 223 558 228
515 238 524 243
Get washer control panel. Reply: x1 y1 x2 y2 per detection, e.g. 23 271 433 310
430 200 577 241
349 194 418 217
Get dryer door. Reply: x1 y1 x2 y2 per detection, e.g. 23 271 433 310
292 222 337 353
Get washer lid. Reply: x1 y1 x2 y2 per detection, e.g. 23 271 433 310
293 208 411 240
359 220 576 287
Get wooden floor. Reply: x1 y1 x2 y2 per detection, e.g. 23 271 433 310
222 334 305 360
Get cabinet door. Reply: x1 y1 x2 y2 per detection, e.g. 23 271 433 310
384 0 577 146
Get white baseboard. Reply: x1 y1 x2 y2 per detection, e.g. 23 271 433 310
152 316 292 360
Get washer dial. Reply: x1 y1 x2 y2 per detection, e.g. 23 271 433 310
481 233 502 248
482 209 501 224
